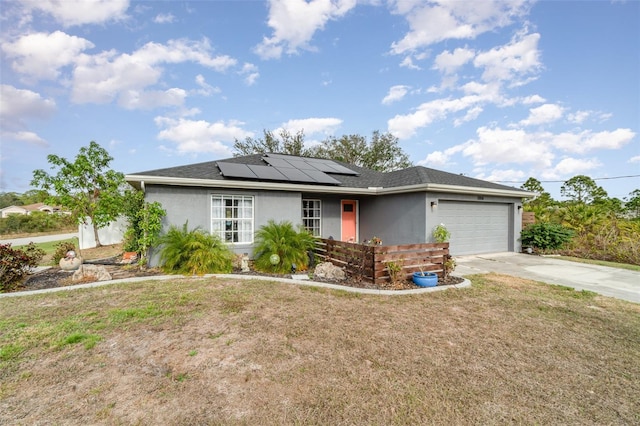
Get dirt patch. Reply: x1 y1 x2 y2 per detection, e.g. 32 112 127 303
1 274 639 425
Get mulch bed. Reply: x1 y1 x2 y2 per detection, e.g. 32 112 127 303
15 258 464 294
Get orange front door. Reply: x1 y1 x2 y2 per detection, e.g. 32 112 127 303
341 200 357 242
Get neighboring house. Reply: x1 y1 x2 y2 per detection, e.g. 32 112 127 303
125 153 533 264
0 203 58 218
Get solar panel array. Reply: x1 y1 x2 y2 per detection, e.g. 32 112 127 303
216 154 359 185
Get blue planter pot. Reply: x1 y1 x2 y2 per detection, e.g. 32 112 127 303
413 272 438 287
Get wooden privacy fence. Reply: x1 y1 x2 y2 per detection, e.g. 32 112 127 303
313 239 450 285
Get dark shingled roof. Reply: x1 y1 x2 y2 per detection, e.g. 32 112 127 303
129 153 524 192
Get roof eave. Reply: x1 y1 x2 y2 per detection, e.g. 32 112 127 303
125 175 378 195
376 183 535 198
125 175 535 198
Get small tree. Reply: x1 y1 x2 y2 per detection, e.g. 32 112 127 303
31 141 125 247
122 189 166 263
560 175 607 204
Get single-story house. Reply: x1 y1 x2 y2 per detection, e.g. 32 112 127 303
0 203 59 218
125 153 533 264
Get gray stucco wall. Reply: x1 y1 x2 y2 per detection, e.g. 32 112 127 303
360 192 427 245
145 185 303 266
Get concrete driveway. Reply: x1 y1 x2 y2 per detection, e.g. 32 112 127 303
456 252 640 304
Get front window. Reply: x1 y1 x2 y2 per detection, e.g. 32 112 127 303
211 195 253 243
302 199 321 236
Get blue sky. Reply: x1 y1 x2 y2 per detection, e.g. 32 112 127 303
1 0 638 200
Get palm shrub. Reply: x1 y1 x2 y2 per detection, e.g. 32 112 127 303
254 220 317 273
158 222 234 275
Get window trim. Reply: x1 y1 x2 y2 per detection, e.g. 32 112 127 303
302 198 322 237
211 194 254 244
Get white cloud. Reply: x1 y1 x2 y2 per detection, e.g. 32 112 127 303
0 85 55 146
550 128 635 153
1 130 48 146
240 63 260 86
1 31 94 81
254 0 357 59
474 168 527 183
567 110 590 124
399 56 421 70
454 106 483 126
154 13 175 24
154 116 253 155
433 47 475 74
473 31 542 84
520 103 564 126
418 144 465 168
382 85 410 105
629 156 640 164
193 75 220 97
22 0 129 27
521 94 546 104
546 157 601 178
119 88 187 110
389 0 532 54
71 38 236 106
279 117 342 135
388 95 481 138
462 126 554 168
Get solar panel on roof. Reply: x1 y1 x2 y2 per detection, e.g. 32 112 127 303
276 167 316 182
217 162 257 179
287 159 320 170
247 164 288 181
301 169 341 184
262 157 291 168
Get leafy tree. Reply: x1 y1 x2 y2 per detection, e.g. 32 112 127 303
521 177 555 219
0 192 22 209
234 129 412 172
560 175 607 204
31 141 125 247
313 131 412 172
233 129 311 157
624 189 640 218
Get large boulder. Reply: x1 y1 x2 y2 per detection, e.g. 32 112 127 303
72 264 112 282
313 262 346 281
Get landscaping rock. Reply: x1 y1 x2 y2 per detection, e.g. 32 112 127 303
314 262 346 281
72 264 112 282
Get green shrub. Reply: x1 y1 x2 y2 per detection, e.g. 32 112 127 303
158 223 234 275
521 222 574 251
0 243 45 292
0 212 74 235
253 220 317 274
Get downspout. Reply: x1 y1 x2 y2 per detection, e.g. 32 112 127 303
141 180 145 193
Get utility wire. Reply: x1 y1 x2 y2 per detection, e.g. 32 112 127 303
496 174 640 184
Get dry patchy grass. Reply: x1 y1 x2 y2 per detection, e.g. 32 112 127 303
1 273 639 425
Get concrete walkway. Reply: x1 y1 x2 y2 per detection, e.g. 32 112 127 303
456 252 640 304
0 273 471 298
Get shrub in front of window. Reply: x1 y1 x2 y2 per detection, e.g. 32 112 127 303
254 220 317 274
158 222 234 275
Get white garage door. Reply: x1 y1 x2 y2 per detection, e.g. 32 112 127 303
438 201 510 255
